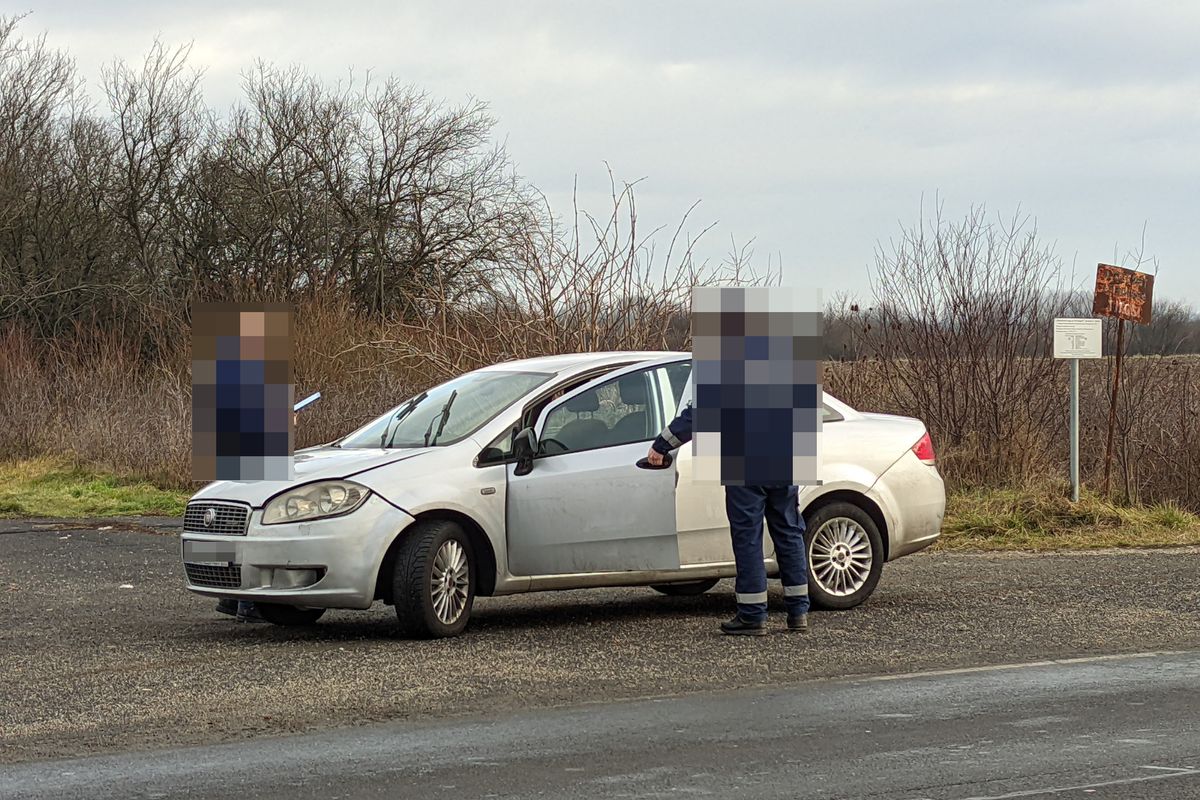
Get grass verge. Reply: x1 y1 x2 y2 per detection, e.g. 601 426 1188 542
0 457 190 518
936 485 1200 551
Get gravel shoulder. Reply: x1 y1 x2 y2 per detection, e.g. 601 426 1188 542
2 524 1199 765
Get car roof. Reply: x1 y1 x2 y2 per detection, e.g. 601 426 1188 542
478 352 854 413
480 350 689 374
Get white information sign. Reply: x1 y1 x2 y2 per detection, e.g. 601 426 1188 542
1053 318 1103 359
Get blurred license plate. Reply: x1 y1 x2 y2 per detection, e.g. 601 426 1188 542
183 540 237 564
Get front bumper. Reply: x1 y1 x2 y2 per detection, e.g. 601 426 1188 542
180 493 415 609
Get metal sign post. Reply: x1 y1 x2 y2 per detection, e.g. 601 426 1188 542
1070 356 1080 501
1091 263 1155 496
1053 319 1103 502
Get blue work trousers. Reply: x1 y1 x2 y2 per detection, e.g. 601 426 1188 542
724 485 810 622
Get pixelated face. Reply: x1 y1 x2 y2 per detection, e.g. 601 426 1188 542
690 286 823 487
192 302 294 481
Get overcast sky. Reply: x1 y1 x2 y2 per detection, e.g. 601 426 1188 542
22 0 1200 303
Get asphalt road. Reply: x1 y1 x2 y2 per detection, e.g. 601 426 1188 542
3 650 1199 799
2 519 1200 771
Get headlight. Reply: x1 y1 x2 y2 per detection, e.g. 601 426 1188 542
262 481 371 525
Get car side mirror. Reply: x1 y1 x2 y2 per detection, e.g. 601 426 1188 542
512 427 537 476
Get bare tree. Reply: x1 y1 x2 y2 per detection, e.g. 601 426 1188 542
325 175 767 384
868 203 1072 484
0 14 89 329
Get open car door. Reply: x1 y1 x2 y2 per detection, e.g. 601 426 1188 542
505 357 685 576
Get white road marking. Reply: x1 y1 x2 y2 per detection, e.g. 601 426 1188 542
856 650 1185 683
954 766 1200 799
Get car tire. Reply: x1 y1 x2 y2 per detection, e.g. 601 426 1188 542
392 520 475 639
650 578 720 596
255 603 327 626
803 501 884 610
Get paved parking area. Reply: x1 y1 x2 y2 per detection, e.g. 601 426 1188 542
2 522 1199 764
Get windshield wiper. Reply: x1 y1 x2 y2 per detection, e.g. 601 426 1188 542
381 392 427 449
424 389 458 447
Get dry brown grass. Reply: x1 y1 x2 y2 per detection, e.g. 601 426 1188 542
936 483 1200 551
3 311 1198 517
826 354 1200 511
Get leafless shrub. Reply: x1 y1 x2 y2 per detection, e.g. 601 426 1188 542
863 204 1073 484
0 176 764 485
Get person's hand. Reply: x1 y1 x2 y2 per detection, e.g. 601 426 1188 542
293 413 298 427
646 446 665 467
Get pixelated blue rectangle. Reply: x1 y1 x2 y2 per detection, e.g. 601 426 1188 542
192 302 294 482
691 286 822 486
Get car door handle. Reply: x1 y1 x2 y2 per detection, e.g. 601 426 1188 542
635 454 673 470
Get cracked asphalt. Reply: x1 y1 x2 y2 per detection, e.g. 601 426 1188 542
2 519 1199 765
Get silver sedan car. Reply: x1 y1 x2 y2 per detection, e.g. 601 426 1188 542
181 351 945 637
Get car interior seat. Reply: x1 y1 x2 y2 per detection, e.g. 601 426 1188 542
611 375 650 443
554 392 610 451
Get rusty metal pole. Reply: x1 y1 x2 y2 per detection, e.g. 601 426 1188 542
1101 318 1125 496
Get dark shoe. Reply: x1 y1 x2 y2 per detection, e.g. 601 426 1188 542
236 601 268 624
215 598 238 617
720 615 767 636
786 613 810 633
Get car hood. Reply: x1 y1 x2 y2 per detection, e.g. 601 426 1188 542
188 446 433 506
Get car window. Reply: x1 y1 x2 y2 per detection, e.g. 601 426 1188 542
477 420 519 465
822 403 843 423
474 369 633 466
540 367 659 454
338 370 553 449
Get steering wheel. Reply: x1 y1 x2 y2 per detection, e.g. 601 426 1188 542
539 438 569 454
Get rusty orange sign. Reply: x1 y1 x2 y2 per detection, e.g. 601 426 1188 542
1093 264 1154 325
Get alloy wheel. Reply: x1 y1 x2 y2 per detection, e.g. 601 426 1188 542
430 539 470 625
809 517 873 597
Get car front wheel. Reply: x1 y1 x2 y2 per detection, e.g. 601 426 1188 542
392 520 476 638
804 501 884 610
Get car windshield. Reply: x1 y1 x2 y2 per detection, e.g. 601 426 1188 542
337 369 554 449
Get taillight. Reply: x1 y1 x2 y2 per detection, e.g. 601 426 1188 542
912 431 936 465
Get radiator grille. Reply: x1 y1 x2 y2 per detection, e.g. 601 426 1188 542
184 562 242 589
184 502 250 536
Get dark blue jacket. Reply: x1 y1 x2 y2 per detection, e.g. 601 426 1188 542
651 403 693 455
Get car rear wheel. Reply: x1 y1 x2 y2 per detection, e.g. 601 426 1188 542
804 502 884 610
651 578 720 596
392 520 475 638
255 603 327 626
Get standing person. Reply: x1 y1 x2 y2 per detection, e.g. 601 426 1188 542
215 408 301 623
646 402 811 636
